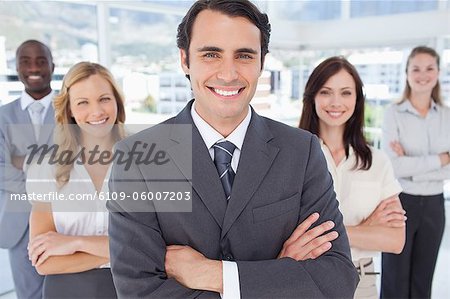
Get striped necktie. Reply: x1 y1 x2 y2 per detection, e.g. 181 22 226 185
213 141 236 200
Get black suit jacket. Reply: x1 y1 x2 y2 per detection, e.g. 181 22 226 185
107 100 358 298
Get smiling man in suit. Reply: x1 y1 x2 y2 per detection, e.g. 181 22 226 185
107 1 358 298
0 39 55 299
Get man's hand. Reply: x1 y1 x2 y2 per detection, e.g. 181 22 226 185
278 212 338 260
360 196 406 228
28 231 78 267
165 245 223 293
11 155 26 170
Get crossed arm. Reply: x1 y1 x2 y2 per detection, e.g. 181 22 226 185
390 140 450 180
107 137 358 298
28 202 109 275
0 128 26 195
346 195 406 254
108 205 354 298
164 212 339 293
382 110 450 178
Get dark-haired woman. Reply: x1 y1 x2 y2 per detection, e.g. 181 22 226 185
299 56 406 298
381 46 450 299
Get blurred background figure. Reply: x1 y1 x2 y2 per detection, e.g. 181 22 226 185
26 62 125 298
300 56 406 299
381 46 450 299
0 39 55 299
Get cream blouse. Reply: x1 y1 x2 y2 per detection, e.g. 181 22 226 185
320 141 402 261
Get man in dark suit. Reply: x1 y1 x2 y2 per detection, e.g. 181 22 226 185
0 40 55 299
107 1 358 298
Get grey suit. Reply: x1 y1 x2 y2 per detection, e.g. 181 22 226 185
0 98 54 299
108 100 359 298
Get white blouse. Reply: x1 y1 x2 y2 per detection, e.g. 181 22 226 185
26 157 110 238
320 142 402 261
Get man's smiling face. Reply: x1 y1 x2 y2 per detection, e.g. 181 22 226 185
16 41 54 99
180 9 263 130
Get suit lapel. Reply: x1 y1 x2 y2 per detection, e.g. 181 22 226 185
221 111 279 238
14 99 54 144
12 100 36 146
166 102 227 229
190 131 228 228
165 103 279 234
14 99 30 123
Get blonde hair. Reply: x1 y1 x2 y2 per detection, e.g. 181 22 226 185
53 61 126 187
399 46 442 105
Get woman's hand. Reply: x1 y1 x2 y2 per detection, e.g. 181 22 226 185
390 141 405 157
28 232 79 267
438 152 450 167
360 196 406 228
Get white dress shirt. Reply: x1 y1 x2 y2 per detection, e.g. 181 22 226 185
320 142 402 261
20 90 54 124
191 102 251 299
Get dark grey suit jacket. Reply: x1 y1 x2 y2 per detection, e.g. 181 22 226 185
107 100 358 298
0 98 54 248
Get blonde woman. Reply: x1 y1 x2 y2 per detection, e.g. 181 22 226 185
381 46 450 299
26 62 125 298
299 56 406 298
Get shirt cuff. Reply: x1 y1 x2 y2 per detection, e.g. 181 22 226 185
221 261 240 299
99 262 111 268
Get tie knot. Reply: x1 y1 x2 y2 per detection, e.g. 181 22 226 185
213 141 236 165
29 101 44 114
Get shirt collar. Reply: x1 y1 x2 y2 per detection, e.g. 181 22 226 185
190 101 251 151
430 100 438 111
397 99 439 114
20 90 54 111
319 138 355 158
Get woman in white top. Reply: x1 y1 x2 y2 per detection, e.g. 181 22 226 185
299 56 406 298
26 62 126 298
381 46 450 299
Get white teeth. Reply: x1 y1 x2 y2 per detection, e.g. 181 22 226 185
214 88 240 97
89 118 107 125
28 75 42 80
328 111 344 117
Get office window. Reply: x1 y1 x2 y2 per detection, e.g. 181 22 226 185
275 0 341 21
0 1 97 66
351 0 439 18
109 8 182 69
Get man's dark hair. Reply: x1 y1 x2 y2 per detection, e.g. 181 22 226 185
177 0 271 68
16 39 53 61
